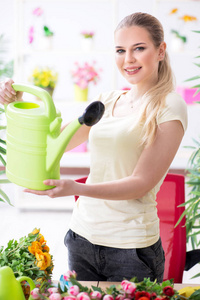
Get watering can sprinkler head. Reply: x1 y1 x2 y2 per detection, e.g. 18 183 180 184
78 101 105 126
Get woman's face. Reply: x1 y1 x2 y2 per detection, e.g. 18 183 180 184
114 26 166 88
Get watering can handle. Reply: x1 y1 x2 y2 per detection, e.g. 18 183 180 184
12 83 57 119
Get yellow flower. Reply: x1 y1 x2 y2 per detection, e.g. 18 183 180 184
179 15 197 22
29 67 58 89
169 8 178 14
35 250 52 270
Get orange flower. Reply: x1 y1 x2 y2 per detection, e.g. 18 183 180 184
38 234 46 244
179 15 197 22
32 228 40 235
28 241 42 255
169 8 178 15
35 250 52 270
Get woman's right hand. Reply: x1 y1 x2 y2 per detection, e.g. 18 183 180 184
0 78 23 104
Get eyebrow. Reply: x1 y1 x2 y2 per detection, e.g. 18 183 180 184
115 42 146 48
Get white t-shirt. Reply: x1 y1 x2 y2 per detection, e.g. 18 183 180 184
69 90 188 248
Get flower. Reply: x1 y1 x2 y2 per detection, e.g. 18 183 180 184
63 270 77 281
0 228 54 284
71 61 101 89
29 67 58 89
81 31 94 38
29 271 200 300
163 286 174 297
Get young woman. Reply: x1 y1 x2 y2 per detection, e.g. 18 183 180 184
0 12 187 282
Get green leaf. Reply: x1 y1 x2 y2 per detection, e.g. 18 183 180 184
0 154 6 166
185 75 200 82
0 146 6 155
0 139 6 145
0 189 12 206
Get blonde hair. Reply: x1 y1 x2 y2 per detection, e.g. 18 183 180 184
115 12 175 147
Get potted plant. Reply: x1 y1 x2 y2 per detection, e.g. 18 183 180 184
80 31 95 52
176 30 200 277
0 34 13 205
29 67 58 98
71 61 101 102
169 8 197 52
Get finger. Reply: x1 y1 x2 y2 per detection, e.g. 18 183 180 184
4 79 16 96
43 179 60 186
24 189 49 195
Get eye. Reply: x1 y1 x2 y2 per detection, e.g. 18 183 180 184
116 49 125 54
135 46 145 51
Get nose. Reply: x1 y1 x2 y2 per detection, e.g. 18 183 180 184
125 50 136 63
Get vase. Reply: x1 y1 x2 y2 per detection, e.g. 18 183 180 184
74 84 88 102
170 35 185 53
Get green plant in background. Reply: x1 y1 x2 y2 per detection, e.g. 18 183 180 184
0 34 13 80
175 31 200 276
0 33 13 205
0 107 11 205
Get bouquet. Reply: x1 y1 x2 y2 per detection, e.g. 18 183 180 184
29 270 187 300
29 67 58 89
0 228 53 283
71 61 100 90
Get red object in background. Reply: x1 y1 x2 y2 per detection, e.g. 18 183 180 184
74 174 190 283
156 173 186 283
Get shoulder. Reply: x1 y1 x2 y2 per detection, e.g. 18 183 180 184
158 91 188 132
91 90 125 107
165 91 187 112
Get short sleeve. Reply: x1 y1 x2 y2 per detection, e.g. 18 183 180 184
157 92 188 132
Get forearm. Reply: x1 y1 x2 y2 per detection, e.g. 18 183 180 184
75 176 148 200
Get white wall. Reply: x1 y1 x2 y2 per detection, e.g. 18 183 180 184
1 0 200 100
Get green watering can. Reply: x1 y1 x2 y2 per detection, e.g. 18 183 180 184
5 83 105 190
0 266 35 300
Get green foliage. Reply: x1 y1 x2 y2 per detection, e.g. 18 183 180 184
171 29 187 43
0 107 11 205
185 30 200 97
0 230 53 283
0 34 13 80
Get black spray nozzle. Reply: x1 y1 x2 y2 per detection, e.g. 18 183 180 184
78 101 105 126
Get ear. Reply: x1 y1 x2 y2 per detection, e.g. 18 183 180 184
158 42 166 61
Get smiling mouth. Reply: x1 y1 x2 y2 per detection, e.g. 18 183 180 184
125 67 142 73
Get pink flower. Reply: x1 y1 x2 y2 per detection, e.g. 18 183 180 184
69 285 80 296
63 270 77 281
30 288 40 299
103 295 114 300
71 61 101 89
49 293 62 300
48 287 59 294
28 26 34 44
63 297 77 300
115 295 126 300
77 292 91 300
90 291 102 299
121 280 136 296
33 7 43 16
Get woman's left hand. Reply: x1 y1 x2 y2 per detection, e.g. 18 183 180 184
24 179 77 198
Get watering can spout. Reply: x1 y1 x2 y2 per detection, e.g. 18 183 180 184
47 101 105 172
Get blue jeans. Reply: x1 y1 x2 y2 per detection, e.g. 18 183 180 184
64 229 165 282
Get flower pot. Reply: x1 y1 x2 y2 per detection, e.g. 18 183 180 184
74 84 88 102
170 35 185 52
